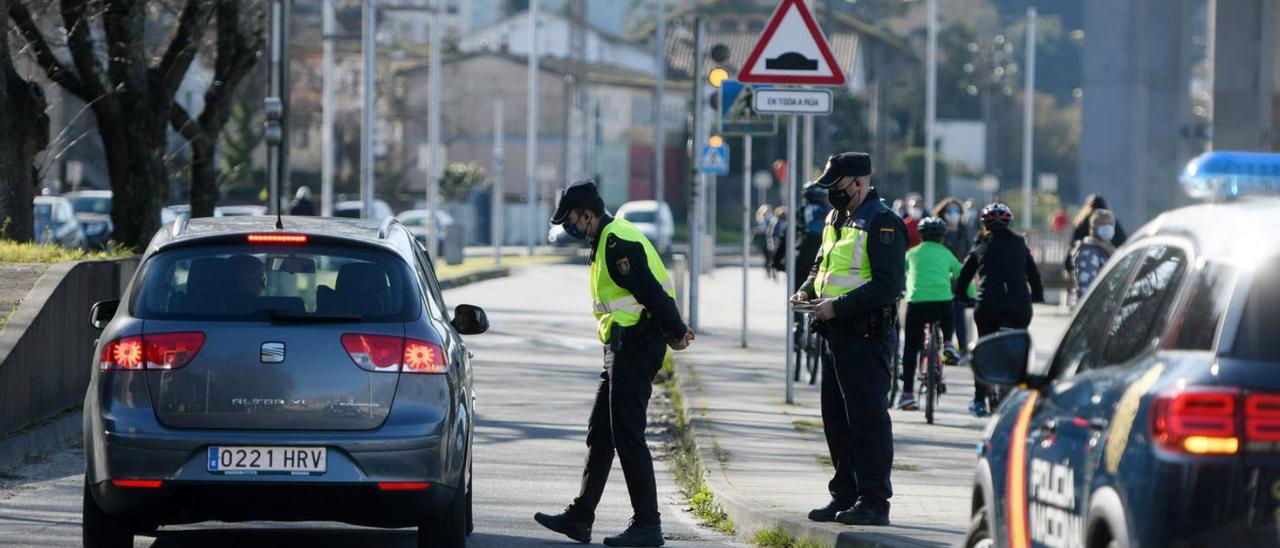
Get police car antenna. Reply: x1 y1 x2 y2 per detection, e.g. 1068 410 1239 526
275 189 284 230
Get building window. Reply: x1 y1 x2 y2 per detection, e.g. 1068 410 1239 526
718 19 739 32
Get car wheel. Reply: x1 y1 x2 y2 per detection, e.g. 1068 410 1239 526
420 476 467 548
82 480 134 548
465 473 474 536
963 505 994 548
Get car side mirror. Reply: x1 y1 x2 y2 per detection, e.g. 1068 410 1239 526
969 330 1043 389
451 304 488 335
89 299 120 330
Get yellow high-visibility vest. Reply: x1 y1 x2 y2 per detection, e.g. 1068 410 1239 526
590 219 675 343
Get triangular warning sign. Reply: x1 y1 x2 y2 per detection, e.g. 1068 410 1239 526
738 0 846 86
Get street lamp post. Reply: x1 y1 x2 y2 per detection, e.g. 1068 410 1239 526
924 0 938 209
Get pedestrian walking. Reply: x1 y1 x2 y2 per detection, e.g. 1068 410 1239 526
535 180 694 547
1068 208 1116 301
754 204 774 277
933 197 973 354
902 196 924 249
791 152 906 527
897 217 961 411
953 203 1044 417
768 206 789 273
289 186 317 216
1067 194 1127 253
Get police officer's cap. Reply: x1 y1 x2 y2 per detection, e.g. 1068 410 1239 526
550 180 602 224
815 152 872 188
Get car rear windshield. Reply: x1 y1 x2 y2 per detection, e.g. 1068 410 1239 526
132 243 419 322
623 211 657 223
1234 261 1280 362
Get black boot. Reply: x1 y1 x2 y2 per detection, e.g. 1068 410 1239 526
807 499 852 522
835 499 890 526
603 520 664 547
534 508 592 544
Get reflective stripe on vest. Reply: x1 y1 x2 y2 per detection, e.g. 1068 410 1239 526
590 219 676 343
814 223 872 298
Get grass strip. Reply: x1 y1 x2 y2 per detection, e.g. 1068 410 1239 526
752 526 830 548
661 364 735 535
0 241 134 264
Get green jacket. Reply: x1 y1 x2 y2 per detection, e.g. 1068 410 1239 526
905 241 962 303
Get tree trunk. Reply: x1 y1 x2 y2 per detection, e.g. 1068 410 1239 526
98 96 167 249
190 133 219 218
0 0 48 242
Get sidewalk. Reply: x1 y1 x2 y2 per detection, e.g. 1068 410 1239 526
676 267 1071 547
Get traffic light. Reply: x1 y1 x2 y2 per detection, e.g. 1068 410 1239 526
708 134 725 148
707 67 730 88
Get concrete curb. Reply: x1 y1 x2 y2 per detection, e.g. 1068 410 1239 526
0 409 80 472
438 266 511 290
673 362 943 548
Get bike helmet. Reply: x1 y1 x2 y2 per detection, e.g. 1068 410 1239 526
802 181 827 202
980 202 1013 228
917 216 948 240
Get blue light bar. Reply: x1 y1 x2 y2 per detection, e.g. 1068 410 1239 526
1181 151 1280 200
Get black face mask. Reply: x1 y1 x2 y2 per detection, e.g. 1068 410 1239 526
828 186 853 211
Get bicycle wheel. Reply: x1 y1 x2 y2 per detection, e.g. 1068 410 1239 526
925 325 940 425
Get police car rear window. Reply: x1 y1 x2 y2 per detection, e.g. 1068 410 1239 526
1234 262 1280 362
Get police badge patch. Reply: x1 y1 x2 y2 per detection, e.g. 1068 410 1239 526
616 257 631 275
879 227 896 244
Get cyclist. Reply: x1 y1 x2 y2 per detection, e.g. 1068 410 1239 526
897 217 961 411
933 197 973 361
795 183 832 293
952 203 1044 418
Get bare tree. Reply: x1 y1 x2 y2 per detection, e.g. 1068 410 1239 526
170 0 264 218
9 0 212 248
0 0 49 241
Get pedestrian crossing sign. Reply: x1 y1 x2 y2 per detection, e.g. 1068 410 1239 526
698 144 730 175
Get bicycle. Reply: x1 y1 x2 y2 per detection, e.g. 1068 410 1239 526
792 312 821 385
916 319 945 424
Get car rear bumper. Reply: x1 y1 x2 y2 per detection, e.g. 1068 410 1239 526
91 478 456 527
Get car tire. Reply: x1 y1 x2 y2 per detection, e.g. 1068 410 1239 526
420 476 467 548
963 505 994 548
465 472 474 536
82 480 134 548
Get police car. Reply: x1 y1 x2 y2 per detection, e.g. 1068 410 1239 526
963 151 1280 548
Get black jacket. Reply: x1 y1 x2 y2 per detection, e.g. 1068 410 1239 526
590 216 688 339
954 229 1044 304
799 189 907 320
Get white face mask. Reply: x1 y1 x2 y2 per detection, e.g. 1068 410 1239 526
1096 225 1115 241
908 207 924 220
944 211 961 224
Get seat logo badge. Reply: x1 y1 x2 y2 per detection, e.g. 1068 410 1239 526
261 342 285 363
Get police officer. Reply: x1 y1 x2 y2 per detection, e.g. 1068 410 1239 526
536 180 694 547
792 152 906 526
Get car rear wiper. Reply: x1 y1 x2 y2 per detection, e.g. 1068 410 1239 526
268 311 362 323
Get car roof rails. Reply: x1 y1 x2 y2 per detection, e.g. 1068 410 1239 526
171 211 190 238
377 216 398 240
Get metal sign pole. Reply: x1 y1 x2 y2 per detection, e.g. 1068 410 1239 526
741 135 751 348
493 98 504 266
785 115 797 405
361 0 375 219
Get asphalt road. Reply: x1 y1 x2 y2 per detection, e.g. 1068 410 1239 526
0 264 736 547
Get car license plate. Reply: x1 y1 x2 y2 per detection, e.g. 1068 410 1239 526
207 446 326 476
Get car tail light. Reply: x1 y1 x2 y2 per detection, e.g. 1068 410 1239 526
247 233 307 244
377 481 431 491
144 332 205 370
341 334 447 374
342 334 403 372
1152 388 1240 455
402 339 446 374
112 479 163 489
1246 394 1280 443
100 333 204 371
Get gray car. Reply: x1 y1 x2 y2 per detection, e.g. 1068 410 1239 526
82 215 486 547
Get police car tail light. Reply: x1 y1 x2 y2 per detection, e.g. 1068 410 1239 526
341 333 404 372
1152 388 1240 455
1245 394 1280 443
402 339 447 374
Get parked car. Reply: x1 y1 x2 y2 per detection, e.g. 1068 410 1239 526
160 205 192 225
215 205 268 217
33 196 87 249
397 209 455 246
82 215 486 547
616 200 674 254
64 190 113 248
964 151 1280 548
333 200 394 222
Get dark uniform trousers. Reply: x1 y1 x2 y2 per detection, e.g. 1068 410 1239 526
571 324 666 526
820 320 895 508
